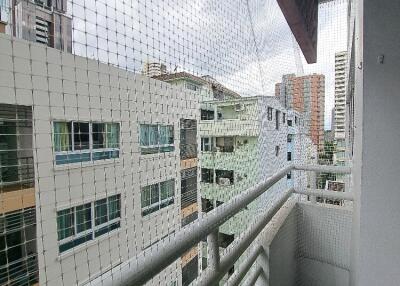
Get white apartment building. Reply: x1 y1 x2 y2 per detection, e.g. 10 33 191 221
334 51 347 140
198 96 316 277
334 51 347 167
0 34 199 286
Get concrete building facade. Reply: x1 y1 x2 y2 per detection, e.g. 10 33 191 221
153 70 242 285
153 72 240 101
198 96 316 278
0 34 199 286
275 73 325 155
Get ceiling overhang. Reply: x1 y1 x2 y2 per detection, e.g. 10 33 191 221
277 0 319 64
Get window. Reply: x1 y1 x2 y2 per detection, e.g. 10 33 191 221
215 169 234 185
185 82 199 91
53 121 120 165
288 119 293 126
287 134 293 143
287 172 292 180
140 124 174 154
282 113 286 123
287 152 292 161
201 137 214 152
275 110 280 130
219 232 234 248
201 198 213 213
73 122 90 150
181 168 197 208
201 109 214 120
267 107 273 121
275 146 280 157
201 168 214 184
216 137 234 152
141 179 175 216
56 195 121 253
180 119 197 160
295 116 298 125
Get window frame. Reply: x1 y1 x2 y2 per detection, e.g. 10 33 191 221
267 107 273 121
141 179 175 216
53 120 120 165
139 124 175 155
57 194 121 253
275 110 280 130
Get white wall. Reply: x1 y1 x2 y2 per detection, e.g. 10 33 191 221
0 34 199 286
269 202 352 286
352 1 400 285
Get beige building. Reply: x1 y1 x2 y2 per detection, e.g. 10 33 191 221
275 73 325 154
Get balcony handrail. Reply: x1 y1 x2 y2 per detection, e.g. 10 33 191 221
88 164 351 286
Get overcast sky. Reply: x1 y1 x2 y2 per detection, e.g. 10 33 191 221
69 0 347 129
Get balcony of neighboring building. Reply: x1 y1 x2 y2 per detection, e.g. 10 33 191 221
0 207 38 286
200 136 257 167
0 104 35 214
200 101 260 137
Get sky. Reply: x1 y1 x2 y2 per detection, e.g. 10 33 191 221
68 0 348 129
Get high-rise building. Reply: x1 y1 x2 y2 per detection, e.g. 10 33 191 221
9 0 72 52
334 51 347 140
333 51 347 167
142 62 167 77
275 73 325 154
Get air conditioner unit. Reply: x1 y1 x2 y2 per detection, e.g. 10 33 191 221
218 177 231 186
235 104 244 112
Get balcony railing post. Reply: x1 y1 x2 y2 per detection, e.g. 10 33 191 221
207 228 220 276
256 248 269 285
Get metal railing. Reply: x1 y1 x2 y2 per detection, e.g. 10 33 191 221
89 164 352 286
0 156 34 191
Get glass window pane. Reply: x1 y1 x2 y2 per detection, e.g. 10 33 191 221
141 186 151 208
76 203 92 233
167 126 174 144
73 122 90 150
95 198 108 226
150 184 160 204
161 180 174 200
108 195 121 220
92 123 106 149
57 208 74 240
159 125 168 145
106 123 120 148
54 122 72 152
140 124 149 146
148 125 158 146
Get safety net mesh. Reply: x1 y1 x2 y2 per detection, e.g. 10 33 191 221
0 0 351 285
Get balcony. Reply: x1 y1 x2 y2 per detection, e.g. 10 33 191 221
89 164 352 286
200 119 260 137
0 157 35 213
